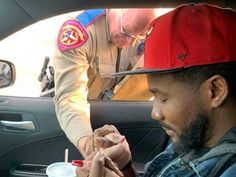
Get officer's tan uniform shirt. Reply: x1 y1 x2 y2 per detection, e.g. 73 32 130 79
112 40 153 100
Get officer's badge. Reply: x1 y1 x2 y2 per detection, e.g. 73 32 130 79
57 20 88 52
136 41 145 55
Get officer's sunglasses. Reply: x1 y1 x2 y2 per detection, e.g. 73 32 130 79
120 10 146 41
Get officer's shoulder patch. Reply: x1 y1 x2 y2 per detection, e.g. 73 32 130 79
57 20 88 52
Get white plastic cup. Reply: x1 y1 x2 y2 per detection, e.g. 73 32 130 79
46 162 76 177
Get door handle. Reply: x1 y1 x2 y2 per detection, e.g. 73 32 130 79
0 120 35 130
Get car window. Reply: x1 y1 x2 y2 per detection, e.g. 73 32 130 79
0 11 78 97
0 8 172 100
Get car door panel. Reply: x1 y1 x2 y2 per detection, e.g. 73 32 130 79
0 96 168 177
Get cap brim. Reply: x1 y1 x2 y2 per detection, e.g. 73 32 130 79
112 68 183 77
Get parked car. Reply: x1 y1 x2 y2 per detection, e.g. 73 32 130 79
0 0 235 177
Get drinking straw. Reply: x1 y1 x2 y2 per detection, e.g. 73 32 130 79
64 148 68 169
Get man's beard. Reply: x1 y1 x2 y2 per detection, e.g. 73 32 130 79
173 114 209 155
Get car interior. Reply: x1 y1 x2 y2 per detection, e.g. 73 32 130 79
0 0 235 177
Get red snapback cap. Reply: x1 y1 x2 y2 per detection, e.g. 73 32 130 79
114 3 236 76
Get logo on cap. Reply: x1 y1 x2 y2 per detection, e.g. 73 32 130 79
177 53 187 61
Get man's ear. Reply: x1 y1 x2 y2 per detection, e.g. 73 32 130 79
205 75 228 108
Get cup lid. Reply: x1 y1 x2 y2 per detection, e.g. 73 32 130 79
46 162 76 177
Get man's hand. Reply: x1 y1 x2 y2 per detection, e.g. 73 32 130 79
76 151 124 177
103 135 131 170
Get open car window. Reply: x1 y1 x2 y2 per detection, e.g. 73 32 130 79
0 8 172 100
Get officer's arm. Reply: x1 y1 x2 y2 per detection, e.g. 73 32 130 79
53 38 93 154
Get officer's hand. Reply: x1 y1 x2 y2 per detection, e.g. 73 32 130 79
76 150 123 177
79 125 123 157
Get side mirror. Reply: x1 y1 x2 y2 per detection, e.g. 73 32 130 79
0 59 15 88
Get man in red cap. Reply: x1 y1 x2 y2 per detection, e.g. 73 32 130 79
76 3 236 177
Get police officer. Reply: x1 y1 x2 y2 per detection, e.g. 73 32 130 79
52 8 155 157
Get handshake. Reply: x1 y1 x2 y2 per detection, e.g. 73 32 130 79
76 125 134 177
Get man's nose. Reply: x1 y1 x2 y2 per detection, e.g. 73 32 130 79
151 109 163 121
151 101 163 121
